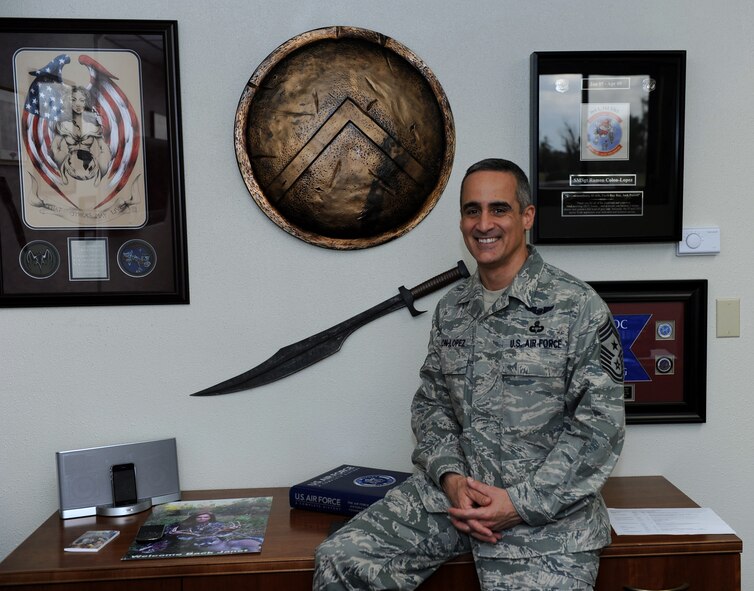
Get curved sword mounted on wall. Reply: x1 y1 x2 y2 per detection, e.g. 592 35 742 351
191 261 470 397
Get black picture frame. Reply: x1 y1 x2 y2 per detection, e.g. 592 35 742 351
531 51 685 244
0 19 188 306
588 279 707 424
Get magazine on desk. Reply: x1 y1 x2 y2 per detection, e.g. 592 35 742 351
122 497 272 560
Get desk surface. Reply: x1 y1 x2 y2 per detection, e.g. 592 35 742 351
0 476 742 588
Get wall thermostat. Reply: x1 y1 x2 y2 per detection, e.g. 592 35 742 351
676 227 720 256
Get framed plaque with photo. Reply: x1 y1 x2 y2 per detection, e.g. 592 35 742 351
589 279 707 424
531 51 685 244
0 19 188 306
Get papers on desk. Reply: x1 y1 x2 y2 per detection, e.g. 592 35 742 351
607 507 736 536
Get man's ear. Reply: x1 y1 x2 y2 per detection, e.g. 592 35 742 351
522 205 535 231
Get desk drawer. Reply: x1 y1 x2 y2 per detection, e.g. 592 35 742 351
596 553 740 590
0 580 179 591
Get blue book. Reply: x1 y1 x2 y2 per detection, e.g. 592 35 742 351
289 464 411 516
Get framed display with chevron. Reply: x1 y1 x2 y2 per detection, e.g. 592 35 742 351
588 279 707 424
0 19 188 306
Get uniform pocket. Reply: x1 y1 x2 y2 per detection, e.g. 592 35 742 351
497 351 568 455
437 346 472 409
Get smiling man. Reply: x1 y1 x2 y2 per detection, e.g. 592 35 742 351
313 159 626 591
459 161 534 290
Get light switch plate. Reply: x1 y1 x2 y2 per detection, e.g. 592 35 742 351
716 298 740 337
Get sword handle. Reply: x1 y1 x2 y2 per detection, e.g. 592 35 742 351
409 260 470 300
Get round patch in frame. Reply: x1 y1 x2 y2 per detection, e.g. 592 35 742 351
19 240 60 279
587 112 624 157
117 239 156 278
655 355 675 375
656 320 675 340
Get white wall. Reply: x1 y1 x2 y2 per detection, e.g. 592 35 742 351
1 0 751 586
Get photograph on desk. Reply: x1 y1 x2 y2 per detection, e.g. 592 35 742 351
122 497 272 560
64 530 120 552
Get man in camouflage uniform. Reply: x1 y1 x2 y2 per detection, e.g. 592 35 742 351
313 159 625 590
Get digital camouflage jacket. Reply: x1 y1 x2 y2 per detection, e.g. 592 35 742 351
410 247 625 559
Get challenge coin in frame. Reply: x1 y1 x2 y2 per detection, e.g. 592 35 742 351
117 239 157 278
19 240 60 279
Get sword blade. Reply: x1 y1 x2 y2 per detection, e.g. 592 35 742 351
191 296 403 396
191 261 469 396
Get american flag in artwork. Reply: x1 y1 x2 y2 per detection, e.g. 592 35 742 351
20 53 71 204
78 54 141 208
20 52 142 210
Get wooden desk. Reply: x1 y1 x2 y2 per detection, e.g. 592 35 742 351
597 476 741 590
0 476 741 590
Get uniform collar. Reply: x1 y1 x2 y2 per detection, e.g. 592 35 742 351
457 246 549 316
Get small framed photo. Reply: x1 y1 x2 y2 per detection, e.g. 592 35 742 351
589 279 707 424
0 19 188 306
531 51 686 244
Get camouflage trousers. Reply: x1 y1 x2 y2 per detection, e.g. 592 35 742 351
312 479 599 591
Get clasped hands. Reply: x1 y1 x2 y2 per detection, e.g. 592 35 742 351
441 473 523 544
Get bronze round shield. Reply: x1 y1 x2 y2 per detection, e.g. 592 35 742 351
234 26 455 249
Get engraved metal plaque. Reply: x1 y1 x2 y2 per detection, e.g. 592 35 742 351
235 27 455 249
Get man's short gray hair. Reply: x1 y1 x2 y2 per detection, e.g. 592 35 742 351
460 158 532 211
